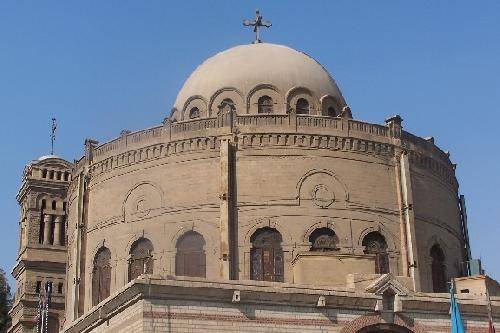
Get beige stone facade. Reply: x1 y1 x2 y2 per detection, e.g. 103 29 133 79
10 156 71 332
9 42 499 332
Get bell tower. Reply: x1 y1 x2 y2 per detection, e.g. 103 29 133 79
9 155 72 333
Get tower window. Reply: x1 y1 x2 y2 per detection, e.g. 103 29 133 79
42 169 47 178
296 98 309 114
257 95 273 114
58 282 63 294
189 107 200 119
52 201 57 210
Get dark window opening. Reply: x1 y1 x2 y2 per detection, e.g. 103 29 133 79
327 107 337 117
431 244 447 293
52 200 57 210
49 170 54 179
45 281 52 294
382 290 395 311
362 232 390 274
42 169 47 178
189 107 200 119
250 228 283 282
309 228 338 251
218 98 235 113
296 98 309 114
128 238 154 282
257 96 273 114
58 282 63 294
92 247 111 306
35 281 41 294
64 172 69 181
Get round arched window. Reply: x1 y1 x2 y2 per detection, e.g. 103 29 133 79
296 98 309 114
257 96 273 113
362 232 389 274
309 228 338 251
189 107 200 119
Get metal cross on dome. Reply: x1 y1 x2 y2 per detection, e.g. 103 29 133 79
243 9 272 44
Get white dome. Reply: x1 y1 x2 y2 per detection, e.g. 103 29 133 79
173 43 346 114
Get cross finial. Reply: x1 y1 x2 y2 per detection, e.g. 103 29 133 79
243 9 272 44
50 118 57 155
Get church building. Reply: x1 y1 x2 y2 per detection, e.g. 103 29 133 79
8 11 499 333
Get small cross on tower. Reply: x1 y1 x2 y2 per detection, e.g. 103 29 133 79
50 118 57 155
243 9 272 44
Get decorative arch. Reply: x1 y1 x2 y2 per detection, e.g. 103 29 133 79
243 217 293 246
340 313 426 333
122 182 164 222
357 226 398 252
247 84 283 114
320 94 342 117
285 86 317 115
208 87 244 116
169 222 217 254
308 227 339 251
182 95 208 120
296 169 349 208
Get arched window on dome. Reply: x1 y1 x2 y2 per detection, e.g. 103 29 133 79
257 95 273 114
362 232 389 274
430 244 447 292
92 247 111 306
327 107 337 117
309 228 338 251
175 231 206 278
128 238 154 282
250 228 283 282
189 107 200 119
218 98 235 114
296 98 310 114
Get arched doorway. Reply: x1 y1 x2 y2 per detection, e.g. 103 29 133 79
250 228 284 282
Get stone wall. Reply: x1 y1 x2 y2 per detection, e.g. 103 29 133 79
64 111 466 321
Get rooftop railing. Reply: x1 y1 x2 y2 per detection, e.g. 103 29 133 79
81 111 449 168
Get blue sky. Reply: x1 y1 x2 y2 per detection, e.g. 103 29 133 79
0 1 499 288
